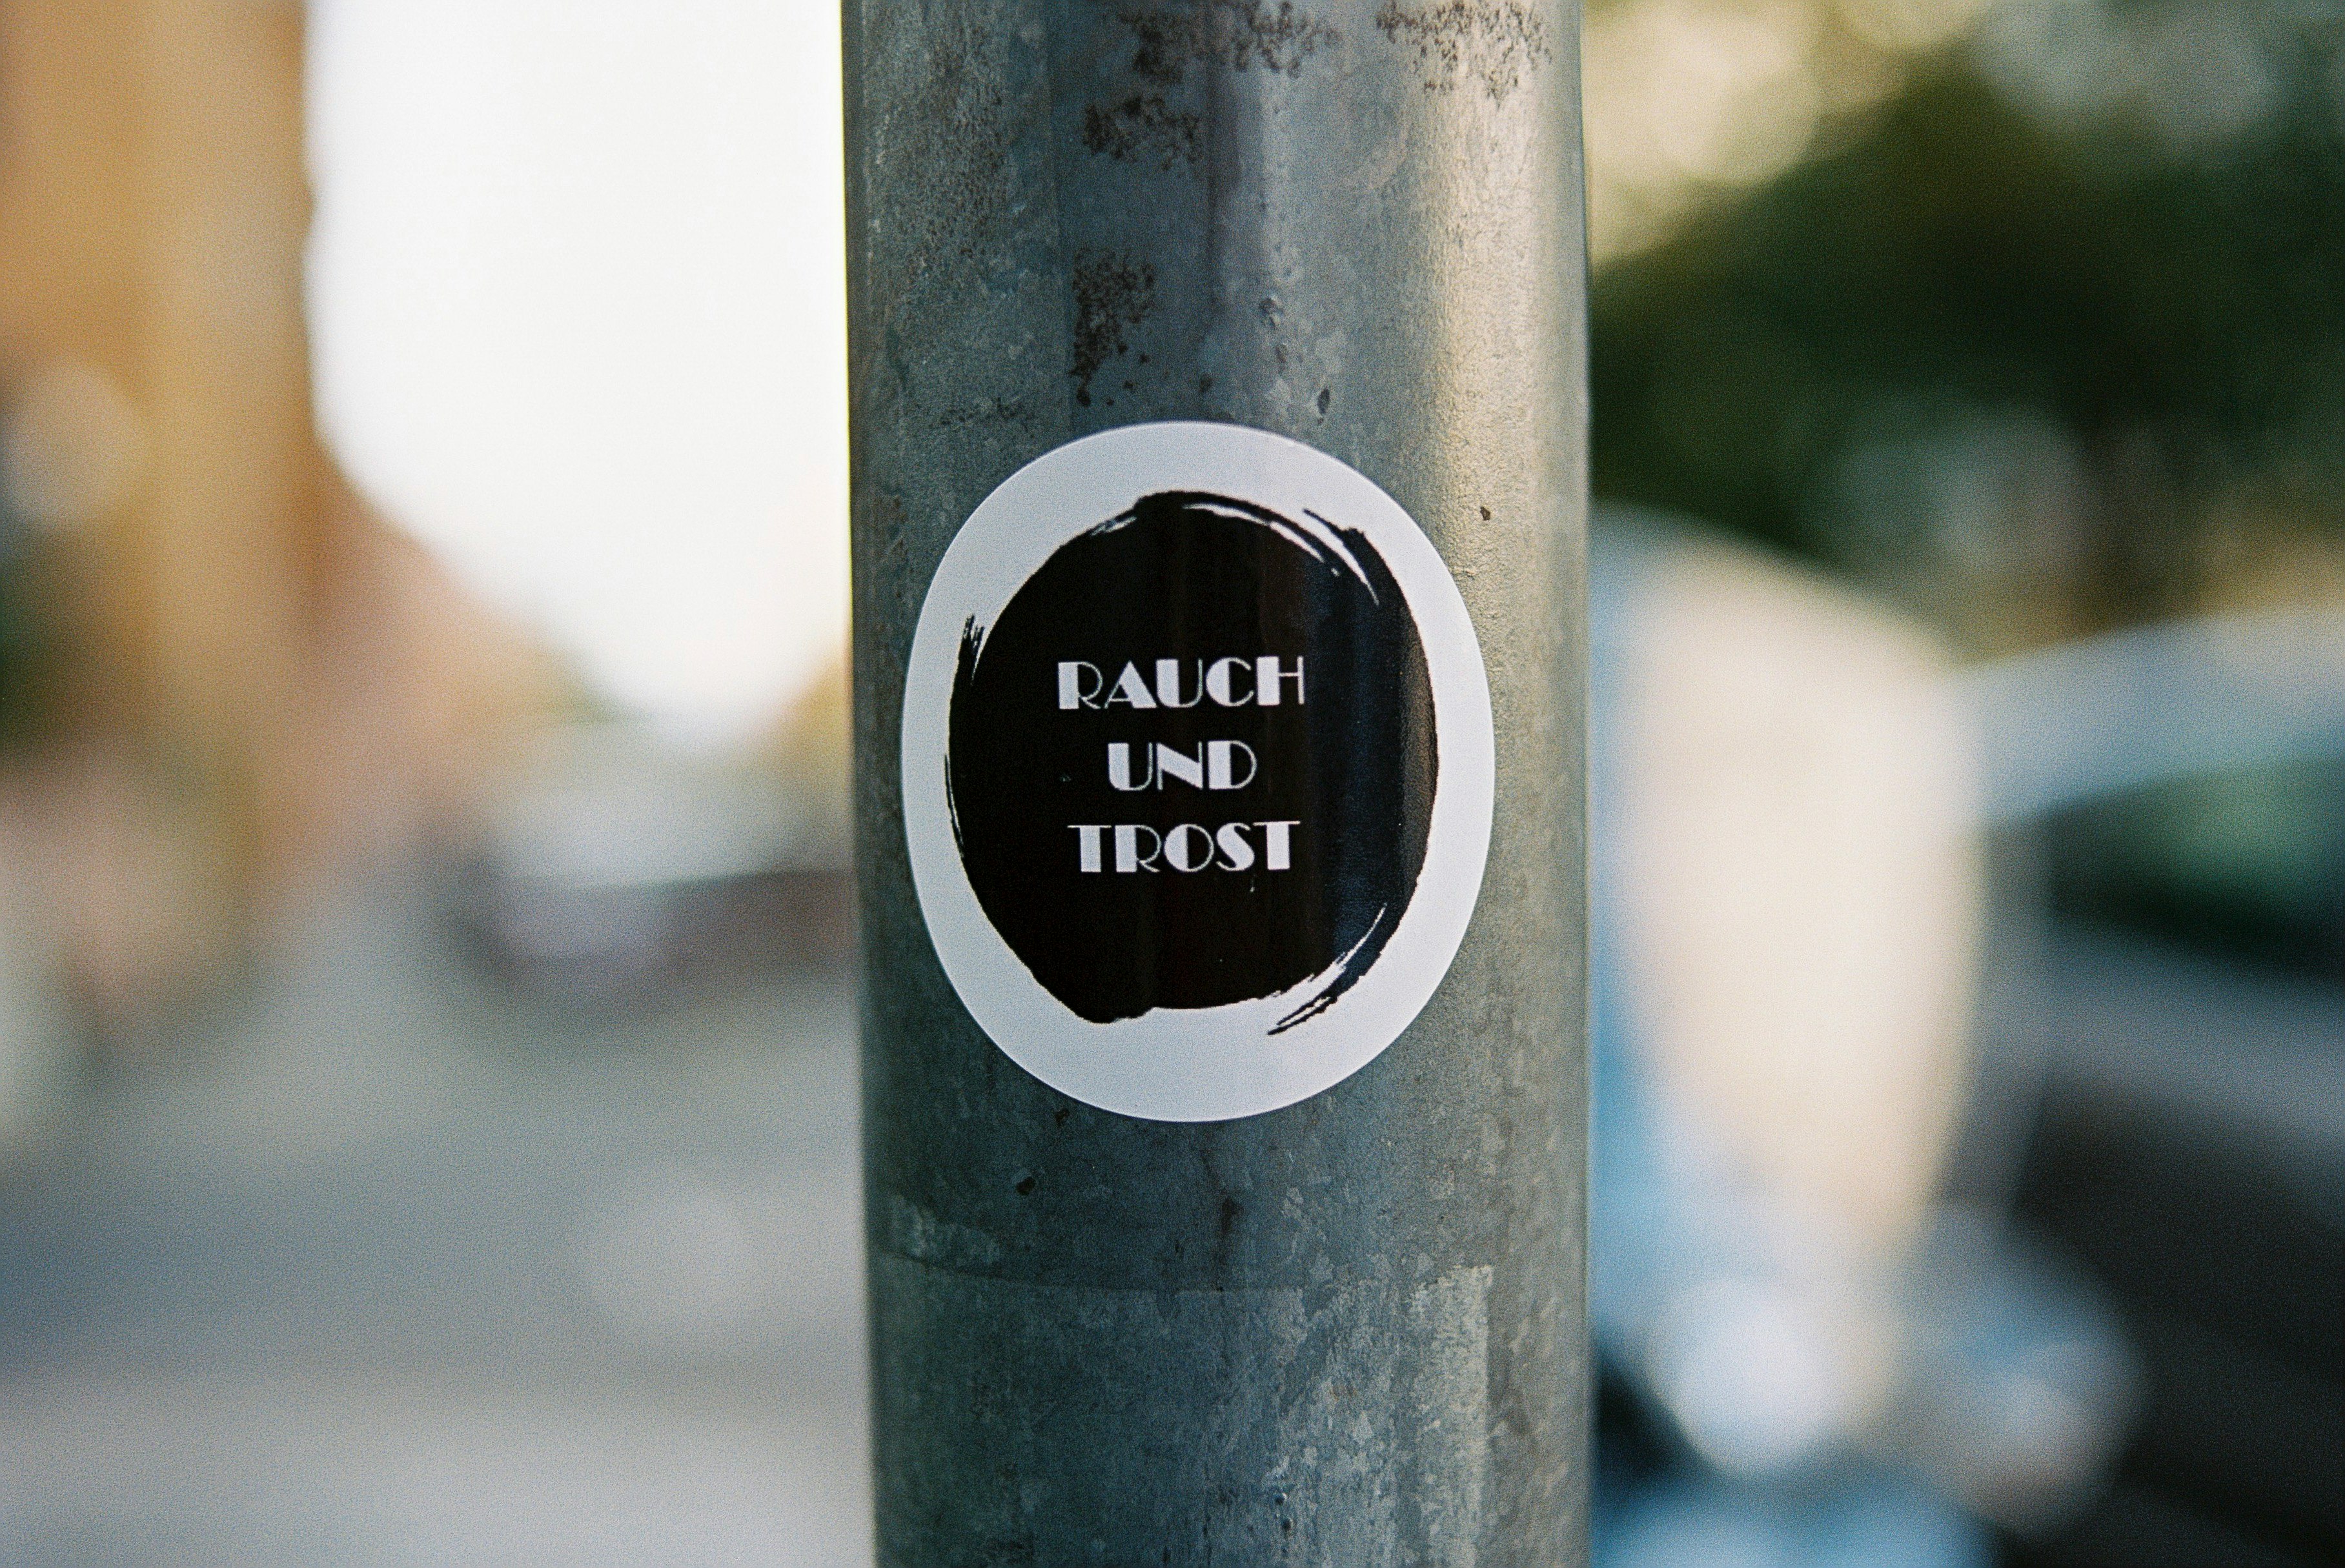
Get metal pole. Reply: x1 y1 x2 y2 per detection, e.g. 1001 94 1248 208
844 0 1587 1554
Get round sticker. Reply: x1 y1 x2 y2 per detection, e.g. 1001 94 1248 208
901 421 1493 1122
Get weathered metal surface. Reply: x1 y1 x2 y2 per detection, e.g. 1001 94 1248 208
844 0 1587 1553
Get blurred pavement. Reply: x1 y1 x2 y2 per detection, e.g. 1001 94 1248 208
0 883 868 1566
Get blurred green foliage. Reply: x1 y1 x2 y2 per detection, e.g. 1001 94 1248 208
2052 759 2345 980
1590 29 2345 630
1593 9 2345 973
0 508 39 745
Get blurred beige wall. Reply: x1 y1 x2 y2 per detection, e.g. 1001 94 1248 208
0 0 318 779
0 0 573 1034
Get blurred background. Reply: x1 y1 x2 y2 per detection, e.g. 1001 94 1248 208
0 0 2332 1563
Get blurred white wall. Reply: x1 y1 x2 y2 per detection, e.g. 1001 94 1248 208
1614 534 1984 1251
306 0 849 744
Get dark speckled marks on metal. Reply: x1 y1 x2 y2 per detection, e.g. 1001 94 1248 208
1080 92 1204 169
1075 1 1332 187
1070 250 1157 407
1064 0 1344 411
1124 0 1339 81
1375 0 1552 100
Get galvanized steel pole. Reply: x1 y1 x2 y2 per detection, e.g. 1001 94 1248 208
844 0 1587 1554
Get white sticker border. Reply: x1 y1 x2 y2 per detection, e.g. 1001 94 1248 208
901 421 1495 1123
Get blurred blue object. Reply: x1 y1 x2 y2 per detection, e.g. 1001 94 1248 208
1576 508 2345 1556
1599 1478 1991 1568
1962 608 2345 827
1589 508 2345 1562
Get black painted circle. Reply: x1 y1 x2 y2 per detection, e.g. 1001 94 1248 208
946 490 1437 1025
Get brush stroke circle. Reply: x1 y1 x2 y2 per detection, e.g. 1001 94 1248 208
901 422 1494 1123
950 490 1434 1024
